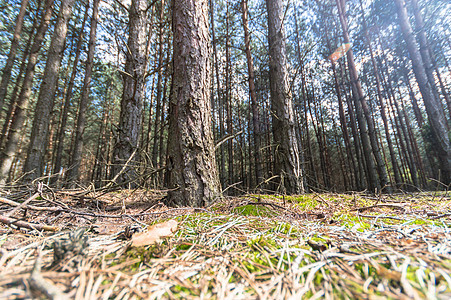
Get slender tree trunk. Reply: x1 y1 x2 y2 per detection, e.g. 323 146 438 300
358 0 401 188
225 1 234 189
0 0 30 111
151 0 165 168
241 0 262 187
23 0 75 180
266 0 304 194
67 0 100 183
0 5 39 148
165 0 221 206
209 0 224 187
111 0 147 186
394 0 451 184
336 0 389 192
0 0 54 183
52 2 89 182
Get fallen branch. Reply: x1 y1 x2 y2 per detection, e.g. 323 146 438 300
352 203 406 212
0 215 59 232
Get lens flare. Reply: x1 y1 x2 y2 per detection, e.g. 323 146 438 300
328 43 352 62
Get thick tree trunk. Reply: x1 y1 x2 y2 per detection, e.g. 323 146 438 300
111 0 147 186
0 0 30 111
241 0 262 188
165 0 221 206
23 0 75 180
394 0 451 184
67 0 100 183
266 0 304 194
0 0 54 183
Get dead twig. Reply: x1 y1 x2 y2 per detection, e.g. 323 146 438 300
0 215 59 231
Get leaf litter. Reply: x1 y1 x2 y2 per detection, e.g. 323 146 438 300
0 187 450 299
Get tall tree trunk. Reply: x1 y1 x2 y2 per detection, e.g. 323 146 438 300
266 0 304 194
241 0 262 188
0 0 30 111
52 2 89 182
358 0 401 188
165 0 221 206
225 1 233 189
0 0 54 183
151 0 165 169
394 0 451 184
67 0 100 183
111 0 147 185
336 0 389 192
411 0 448 120
0 4 39 148
23 0 75 180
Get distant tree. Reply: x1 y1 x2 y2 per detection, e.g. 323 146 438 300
111 0 147 185
67 0 100 183
165 0 221 206
0 0 54 183
0 0 29 111
394 0 451 184
23 0 75 180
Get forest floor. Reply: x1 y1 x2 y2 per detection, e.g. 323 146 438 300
0 187 450 299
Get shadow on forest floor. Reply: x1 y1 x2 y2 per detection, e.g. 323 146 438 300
0 188 450 299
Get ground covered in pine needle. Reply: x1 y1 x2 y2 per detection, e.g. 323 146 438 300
0 188 450 299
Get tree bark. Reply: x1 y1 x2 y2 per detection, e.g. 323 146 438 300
52 2 89 182
266 0 304 194
111 0 147 186
336 0 389 192
394 0 451 184
67 0 100 183
0 0 30 111
165 0 221 206
241 0 262 188
0 0 54 183
23 0 75 180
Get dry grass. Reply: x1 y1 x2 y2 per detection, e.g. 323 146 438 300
0 188 450 299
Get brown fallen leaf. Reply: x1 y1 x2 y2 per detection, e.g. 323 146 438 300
131 220 178 247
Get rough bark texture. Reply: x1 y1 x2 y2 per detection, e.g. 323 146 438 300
0 0 30 110
112 0 147 185
394 0 451 184
241 0 262 187
67 0 100 183
23 0 75 180
166 0 221 206
266 0 304 194
0 0 54 183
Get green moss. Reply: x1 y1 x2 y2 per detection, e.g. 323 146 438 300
232 204 275 217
